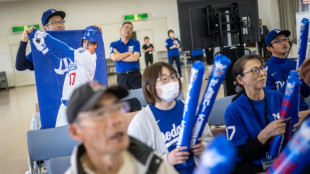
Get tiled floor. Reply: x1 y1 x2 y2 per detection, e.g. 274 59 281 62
0 64 224 174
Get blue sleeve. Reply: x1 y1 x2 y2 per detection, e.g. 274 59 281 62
134 40 141 55
301 79 310 98
15 41 34 71
224 105 249 147
44 34 74 59
110 42 116 54
165 39 170 50
177 38 181 45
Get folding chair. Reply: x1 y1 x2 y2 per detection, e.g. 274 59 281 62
0 71 9 91
46 156 71 174
27 125 79 174
208 95 235 136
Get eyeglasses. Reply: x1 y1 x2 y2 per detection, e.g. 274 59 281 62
240 65 268 76
123 26 133 31
271 37 289 44
46 20 66 26
156 73 180 83
76 102 130 122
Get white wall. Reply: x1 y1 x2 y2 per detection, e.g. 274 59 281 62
257 0 281 30
0 0 180 87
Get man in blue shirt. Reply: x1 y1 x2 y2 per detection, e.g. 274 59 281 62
15 9 102 71
110 22 142 89
265 29 310 116
16 9 66 71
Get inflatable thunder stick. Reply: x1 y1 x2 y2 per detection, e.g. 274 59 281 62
268 71 300 160
266 118 310 174
177 61 205 151
297 18 309 69
194 135 237 174
191 55 231 145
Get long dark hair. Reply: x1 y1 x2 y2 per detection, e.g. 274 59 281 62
232 54 264 101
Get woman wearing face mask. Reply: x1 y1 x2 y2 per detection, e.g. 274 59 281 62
224 54 290 173
128 62 213 174
165 29 182 77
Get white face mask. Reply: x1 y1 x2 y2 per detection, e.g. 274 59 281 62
156 82 180 102
169 33 174 38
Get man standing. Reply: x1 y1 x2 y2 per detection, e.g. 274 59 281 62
65 81 177 174
16 9 102 71
265 29 310 115
110 22 142 90
16 9 66 71
257 19 269 58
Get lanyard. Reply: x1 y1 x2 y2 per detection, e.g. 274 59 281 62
246 90 269 129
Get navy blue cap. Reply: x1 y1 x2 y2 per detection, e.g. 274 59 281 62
265 29 290 45
41 9 66 26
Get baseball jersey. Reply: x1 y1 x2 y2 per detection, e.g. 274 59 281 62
265 56 310 111
62 48 97 100
165 38 180 57
110 38 140 73
224 90 283 166
149 100 195 174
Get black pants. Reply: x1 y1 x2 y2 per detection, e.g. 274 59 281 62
257 40 268 58
145 55 153 67
168 56 182 77
117 70 142 90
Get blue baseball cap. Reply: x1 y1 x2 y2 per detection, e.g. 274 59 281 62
81 29 100 43
265 29 290 45
41 9 66 26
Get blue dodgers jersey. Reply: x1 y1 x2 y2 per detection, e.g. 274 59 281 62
224 90 283 166
165 38 180 57
110 39 141 73
265 56 310 111
149 100 195 174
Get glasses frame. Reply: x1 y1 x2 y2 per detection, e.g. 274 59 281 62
271 37 290 44
75 101 130 123
240 64 268 76
156 73 180 83
46 20 66 26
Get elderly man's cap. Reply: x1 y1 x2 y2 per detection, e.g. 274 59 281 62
66 81 128 124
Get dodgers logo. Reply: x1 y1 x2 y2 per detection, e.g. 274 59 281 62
128 46 134 52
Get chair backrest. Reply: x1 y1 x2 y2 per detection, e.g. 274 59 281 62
208 95 235 126
47 156 71 174
27 125 80 161
123 88 147 107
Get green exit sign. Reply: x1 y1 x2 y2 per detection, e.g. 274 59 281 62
124 13 148 21
12 25 40 33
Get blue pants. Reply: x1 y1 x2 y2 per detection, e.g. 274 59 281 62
168 56 182 77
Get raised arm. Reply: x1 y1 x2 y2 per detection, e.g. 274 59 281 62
32 30 74 59
15 27 36 71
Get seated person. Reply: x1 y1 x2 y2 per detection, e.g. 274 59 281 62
65 81 177 174
128 62 214 174
225 54 290 173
